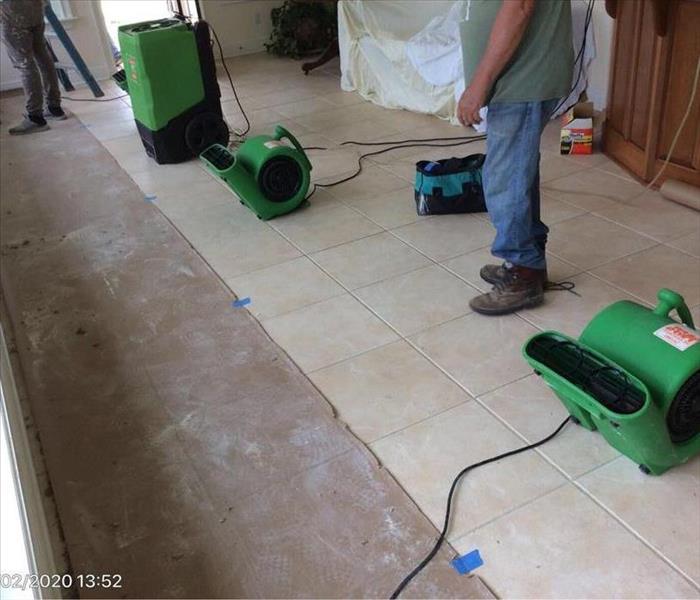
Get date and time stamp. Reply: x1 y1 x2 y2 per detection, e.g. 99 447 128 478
1 573 123 591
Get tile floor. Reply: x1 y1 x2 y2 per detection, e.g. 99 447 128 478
62 53 700 598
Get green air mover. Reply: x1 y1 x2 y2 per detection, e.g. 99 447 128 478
523 288 700 475
118 18 228 164
200 125 312 220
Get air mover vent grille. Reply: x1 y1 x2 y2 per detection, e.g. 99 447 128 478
202 145 234 171
667 371 700 443
527 334 646 415
259 156 302 203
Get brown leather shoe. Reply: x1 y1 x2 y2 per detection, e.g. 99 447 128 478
480 262 548 286
470 265 545 315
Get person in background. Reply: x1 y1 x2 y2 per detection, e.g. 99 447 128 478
1 0 67 135
458 0 573 315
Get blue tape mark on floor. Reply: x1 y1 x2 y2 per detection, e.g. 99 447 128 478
232 297 251 308
144 194 157 203
451 549 483 575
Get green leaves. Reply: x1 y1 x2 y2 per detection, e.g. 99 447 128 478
265 0 338 59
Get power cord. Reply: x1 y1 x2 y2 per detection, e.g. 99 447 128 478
389 416 572 599
61 94 128 102
209 23 250 138
551 0 595 116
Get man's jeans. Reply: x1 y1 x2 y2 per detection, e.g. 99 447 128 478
1 20 61 117
483 99 559 270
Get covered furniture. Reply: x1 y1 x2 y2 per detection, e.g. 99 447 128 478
338 0 595 125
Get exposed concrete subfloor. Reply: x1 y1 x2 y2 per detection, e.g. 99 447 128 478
0 95 493 599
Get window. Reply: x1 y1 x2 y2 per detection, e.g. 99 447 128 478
48 0 74 21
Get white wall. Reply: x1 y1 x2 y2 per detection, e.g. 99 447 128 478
200 0 283 57
586 1 615 110
0 1 114 92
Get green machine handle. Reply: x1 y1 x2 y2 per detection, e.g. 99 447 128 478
654 288 695 329
274 125 312 172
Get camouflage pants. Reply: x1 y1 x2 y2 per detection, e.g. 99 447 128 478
1 20 61 116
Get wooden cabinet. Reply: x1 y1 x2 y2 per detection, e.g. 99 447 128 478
603 0 700 187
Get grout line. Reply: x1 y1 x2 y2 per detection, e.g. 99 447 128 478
448 480 572 547
80 76 699 588
571 480 700 590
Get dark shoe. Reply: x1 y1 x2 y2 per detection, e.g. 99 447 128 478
45 106 67 121
9 116 49 135
481 261 548 286
470 265 545 315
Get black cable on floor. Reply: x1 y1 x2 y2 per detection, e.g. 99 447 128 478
545 280 580 296
209 23 250 137
314 135 486 189
61 94 127 102
389 416 572 599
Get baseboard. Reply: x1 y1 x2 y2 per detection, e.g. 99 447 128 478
220 36 269 58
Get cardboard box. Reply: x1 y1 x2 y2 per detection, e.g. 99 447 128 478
560 101 593 155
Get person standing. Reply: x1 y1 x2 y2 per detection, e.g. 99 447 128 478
1 0 67 135
458 0 573 315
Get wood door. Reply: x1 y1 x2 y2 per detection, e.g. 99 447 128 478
603 0 700 187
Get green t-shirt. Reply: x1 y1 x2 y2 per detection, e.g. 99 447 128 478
460 0 574 103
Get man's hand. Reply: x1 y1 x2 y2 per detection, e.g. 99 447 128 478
457 79 489 126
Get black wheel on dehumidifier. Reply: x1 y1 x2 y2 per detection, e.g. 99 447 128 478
185 112 229 156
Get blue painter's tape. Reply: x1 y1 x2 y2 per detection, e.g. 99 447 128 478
144 194 157 203
451 549 483 575
232 297 251 308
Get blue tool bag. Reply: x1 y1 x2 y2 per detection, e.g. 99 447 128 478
414 153 486 215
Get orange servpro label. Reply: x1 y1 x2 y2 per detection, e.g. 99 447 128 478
654 324 700 351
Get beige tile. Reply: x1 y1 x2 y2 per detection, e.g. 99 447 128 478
225 257 344 320
539 151 587 183
310 341 470 443
518 273 640 338
580 456 700 584
167 202 302 278
322 118 404 144
377 155 419 182
151 178 236 215
481 375 619 477
594 194 700 242
548 214 656 270
346 186 421 229
392 215 494 262
323 165 408 201
355 265 475 336
309 147 362 183
311 232 430 289
591 245 700 307
668 232 700 258
443 247 580 293
199 227 303 280
274 97 338 119
262 295 398 372
543 169 645 211
129 162 214 196
410 313 539 396
540 193 587 224
454 484 698 599
87 119 138 142
323 91 366 107
271 203 381 253
370 402 565 539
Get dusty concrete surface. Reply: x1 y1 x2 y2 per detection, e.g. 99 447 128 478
0 97 493 599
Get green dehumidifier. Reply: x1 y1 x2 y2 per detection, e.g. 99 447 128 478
200 125 312 220
118 18 229 164
523 288 700 475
